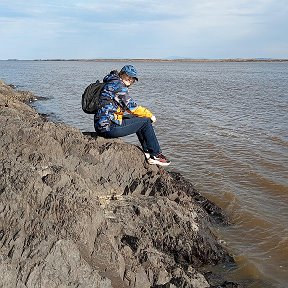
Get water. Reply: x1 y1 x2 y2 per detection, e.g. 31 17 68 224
1 60 287 287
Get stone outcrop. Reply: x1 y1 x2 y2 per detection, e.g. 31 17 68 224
0 80 239 287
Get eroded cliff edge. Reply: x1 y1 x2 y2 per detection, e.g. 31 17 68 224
0 80 237 288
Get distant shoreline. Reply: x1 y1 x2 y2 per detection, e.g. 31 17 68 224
4 58 288 62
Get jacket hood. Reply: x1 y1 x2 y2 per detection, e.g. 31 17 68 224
103 70 120 83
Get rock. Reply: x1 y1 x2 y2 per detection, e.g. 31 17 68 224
0 81 238 287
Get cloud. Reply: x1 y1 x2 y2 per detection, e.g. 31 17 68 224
0 0 287 59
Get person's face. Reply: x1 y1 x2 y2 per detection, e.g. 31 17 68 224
121 73 136 87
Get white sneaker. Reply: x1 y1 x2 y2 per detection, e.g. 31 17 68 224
147 153 171 166
144 153 151 160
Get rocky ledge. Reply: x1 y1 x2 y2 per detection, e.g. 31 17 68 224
0 80 239 288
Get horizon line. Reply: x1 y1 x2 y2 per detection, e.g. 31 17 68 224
2 58 288 62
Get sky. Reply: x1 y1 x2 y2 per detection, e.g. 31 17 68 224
0 0 287 60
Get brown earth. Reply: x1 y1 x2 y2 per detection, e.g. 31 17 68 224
0 80 241 288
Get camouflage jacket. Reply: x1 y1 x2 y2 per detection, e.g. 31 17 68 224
94 70 153 132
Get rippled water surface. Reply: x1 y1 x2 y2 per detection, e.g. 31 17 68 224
1 60 287 287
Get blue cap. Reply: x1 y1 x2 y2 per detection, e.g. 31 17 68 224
120 65 138 81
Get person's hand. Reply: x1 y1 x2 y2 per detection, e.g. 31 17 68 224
151 115 157 123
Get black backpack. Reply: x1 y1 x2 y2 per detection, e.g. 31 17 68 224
81 80 106 114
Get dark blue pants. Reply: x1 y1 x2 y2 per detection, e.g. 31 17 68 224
95 116 161 156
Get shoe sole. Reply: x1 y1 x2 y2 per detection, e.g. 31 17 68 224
147 158 171 166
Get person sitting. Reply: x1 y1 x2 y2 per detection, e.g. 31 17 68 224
94 65 170 166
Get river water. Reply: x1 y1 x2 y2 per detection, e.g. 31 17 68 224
1 60 287 287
